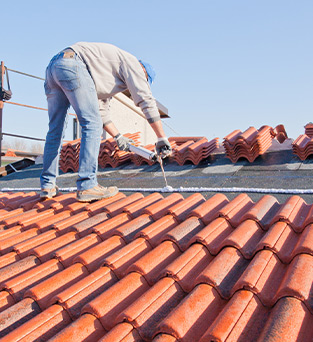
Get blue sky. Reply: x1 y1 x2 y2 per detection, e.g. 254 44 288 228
1 0 312 147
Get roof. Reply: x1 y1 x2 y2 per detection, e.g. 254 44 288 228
0 126 312 341
0 187 312 341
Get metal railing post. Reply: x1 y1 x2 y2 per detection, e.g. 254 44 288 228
0 61 5 167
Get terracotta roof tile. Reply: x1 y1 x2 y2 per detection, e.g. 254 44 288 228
103 192 144 216
98 322 140 342
293 133 313 160
0 207 25 223
255 297 313 342
200 290 268 342
194 247 250 298
156 284 225 341
31 210 72 232
135 215 178 247
24 263 89 310
1 304 72 342
82 272 149 330
47 313 106 342
116 277 185 341
0 290 15 313
188 193 229 225
73 236 125 273
1 209 39 229
84 192 126 215
51 211 90 234
3 259 63 302
114 214 154 243
53 233 101 268
123 192 164 218
143 193 184 221
31 231 78 263
51 267 117 319
0 225 24 242
161 243 213 292
0 191 311 341
190 217 233 255
13 230 58 259
92 213 132 240
4 192 39 210
102 237 152 279
59 134 219 170
162 217 204 251
166 193 205 223
0 228 40 255
127 241 181 285
71 212 110 237
0 251 20 269
0 297 41 338
0 255 41 285
268 195 311 232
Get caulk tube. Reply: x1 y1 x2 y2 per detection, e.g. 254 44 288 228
129 144 157 161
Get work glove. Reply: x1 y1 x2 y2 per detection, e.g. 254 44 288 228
155 137 172 158
0 89 12 101
114 133 135 151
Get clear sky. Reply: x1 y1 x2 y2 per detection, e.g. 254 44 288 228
1 0 312 149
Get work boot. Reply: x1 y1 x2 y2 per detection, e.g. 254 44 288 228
40 186 59 200
76 184 119 202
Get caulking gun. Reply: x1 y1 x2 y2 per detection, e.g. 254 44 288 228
129 144 170 188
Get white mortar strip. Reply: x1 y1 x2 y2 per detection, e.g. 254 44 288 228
1 186 313 195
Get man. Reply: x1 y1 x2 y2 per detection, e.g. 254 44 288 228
40 42 172 202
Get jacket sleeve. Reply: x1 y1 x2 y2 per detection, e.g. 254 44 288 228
121 62 161 123
98 98 112 126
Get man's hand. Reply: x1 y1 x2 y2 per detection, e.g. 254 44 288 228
114 133 135 151
155 137 172 158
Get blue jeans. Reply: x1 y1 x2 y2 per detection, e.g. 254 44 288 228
40 50 103 190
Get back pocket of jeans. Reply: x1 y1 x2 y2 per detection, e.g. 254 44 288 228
54 65 80 91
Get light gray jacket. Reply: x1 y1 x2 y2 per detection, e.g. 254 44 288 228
70 42 160 125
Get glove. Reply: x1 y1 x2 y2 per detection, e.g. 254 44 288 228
0 89 12 101
114 133 135 151
155 137 172 158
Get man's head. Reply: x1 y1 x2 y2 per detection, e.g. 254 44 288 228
139 60 156 85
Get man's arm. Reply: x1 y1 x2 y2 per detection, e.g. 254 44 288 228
150 120 167 138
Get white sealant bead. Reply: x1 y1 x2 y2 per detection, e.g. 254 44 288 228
1 187 313 194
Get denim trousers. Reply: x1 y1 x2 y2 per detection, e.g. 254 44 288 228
40 51 103 191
